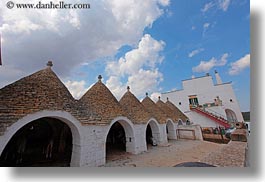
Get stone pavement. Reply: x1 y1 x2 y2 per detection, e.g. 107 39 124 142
200 141 248 167
104 139 247 167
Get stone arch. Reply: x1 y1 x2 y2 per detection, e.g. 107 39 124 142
145 118 161 147
225 109 238 122
0 110 82 167
178 119 183 126
166 119 176 140
105 117 136 156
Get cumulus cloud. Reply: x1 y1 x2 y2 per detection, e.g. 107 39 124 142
105 76 126 100
150 92 161 102
158 0 170 6
0 0 170 88
229 54 250 75
106 34 165 76
192 53 228 73
188 48 205 58
127 69 163 98
219 53 229 65
105 34 165 100
64 80 90 99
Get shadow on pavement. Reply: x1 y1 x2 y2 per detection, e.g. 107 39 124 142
174 162 216 167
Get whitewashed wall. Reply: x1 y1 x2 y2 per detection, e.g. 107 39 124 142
161 74 244 127
0 112 175 167
177 125 203 141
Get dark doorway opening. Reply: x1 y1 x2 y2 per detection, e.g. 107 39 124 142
106 122 126 161
166 122 171 140
0 117 72 167
146 124 157 148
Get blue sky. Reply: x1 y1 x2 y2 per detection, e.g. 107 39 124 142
70 0 250 111
0 0 250 111
149 0 250 111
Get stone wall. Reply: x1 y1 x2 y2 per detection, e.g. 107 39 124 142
177 125 203 141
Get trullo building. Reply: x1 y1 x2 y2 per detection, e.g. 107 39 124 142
0 61 201 167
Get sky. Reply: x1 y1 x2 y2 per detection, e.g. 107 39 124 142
0 0 250 111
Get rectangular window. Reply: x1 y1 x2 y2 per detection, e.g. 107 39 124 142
189 96 199 107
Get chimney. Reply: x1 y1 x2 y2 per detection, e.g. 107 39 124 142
215 70 223 84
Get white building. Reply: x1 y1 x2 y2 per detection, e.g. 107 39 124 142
0 62 203 167
161 71 244 128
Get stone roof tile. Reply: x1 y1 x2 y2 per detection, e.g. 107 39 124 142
79 76 125 124
119 87 150 124
141 94 167 124
0 66 73 131
165 99 188 122
156 98 179 122
0 63 100 135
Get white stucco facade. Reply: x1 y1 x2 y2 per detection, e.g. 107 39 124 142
0 63 208 167
0 111 178 167
161 72 244 128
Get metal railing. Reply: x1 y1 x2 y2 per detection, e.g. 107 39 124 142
204 107 227 121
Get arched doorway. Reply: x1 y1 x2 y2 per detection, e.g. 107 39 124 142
166 120 176 140
106 122 126 155
105 118 135 162
225 109 237 122
0 117 72 167
145 120 160 148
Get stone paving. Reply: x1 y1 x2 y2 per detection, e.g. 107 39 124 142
104 139 247 167
200 141 248 167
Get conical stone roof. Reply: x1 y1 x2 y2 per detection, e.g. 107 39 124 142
165 98 188 122
119 87 151 124
0 63 74 133
156 97 179 122
79 75 125 124
141 94 167 124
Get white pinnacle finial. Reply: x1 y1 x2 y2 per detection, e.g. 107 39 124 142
215 70 223 84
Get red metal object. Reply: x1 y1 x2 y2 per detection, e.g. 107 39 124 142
192 107 230 129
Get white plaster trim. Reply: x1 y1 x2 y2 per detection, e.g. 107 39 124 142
104 116 135 141
166 118 175 128
145 118 161 144
104 116 136 154
166 119 177 140
145 118 160 131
